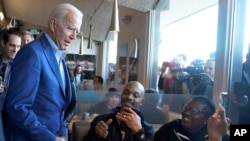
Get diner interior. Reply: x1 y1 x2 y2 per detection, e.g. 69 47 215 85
0 0 249 140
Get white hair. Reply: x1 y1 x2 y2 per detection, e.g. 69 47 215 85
48 3 83 25
21 30 34 40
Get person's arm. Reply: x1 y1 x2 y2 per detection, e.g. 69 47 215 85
116 107 152 141
83 116 113 141
207 105 229 141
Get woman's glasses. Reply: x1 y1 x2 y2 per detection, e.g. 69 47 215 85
182 105 205 115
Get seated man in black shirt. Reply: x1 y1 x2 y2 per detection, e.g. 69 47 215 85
83 81 154 141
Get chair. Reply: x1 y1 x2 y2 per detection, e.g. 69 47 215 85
71 121 90 141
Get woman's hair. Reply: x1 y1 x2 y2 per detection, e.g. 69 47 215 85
191 96 216 117
73 64 82 76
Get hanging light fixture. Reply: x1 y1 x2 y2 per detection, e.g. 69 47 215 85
109 0 119 32
79 34 84 55
133 39 138 58
0 12 4 21
87 24 93 49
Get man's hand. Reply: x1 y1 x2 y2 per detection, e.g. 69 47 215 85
207 105 229 141
95 119 112 138
116 107 142 134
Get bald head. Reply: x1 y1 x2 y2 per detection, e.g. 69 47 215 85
124 81 144 95
121 81 145 109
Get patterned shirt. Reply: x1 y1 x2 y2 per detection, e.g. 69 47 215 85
0 56 12 110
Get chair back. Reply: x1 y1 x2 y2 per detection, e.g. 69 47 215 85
71 121 90 141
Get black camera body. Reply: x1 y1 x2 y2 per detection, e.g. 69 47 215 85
174 65 204 83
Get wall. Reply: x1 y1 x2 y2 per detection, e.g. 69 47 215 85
67 38 98 55
118 6 149 87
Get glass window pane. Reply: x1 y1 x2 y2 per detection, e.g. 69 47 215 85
156 1 218 102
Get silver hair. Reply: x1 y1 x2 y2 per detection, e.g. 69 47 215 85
21 30 34 40
48 3 83 25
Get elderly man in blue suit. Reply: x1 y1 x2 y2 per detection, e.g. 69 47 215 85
4 3 83 141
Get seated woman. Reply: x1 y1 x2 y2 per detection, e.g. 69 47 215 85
154 96 229 141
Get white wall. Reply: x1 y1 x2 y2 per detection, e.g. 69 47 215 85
67 38 98 55
118 6 149 87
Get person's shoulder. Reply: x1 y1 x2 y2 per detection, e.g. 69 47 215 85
154 120 180 140
158 119 180 131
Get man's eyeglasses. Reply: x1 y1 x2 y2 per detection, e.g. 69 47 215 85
182 105 205 115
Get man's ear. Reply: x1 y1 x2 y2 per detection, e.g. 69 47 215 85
49 18 57 32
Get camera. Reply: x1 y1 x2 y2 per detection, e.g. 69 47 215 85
174 65 204 82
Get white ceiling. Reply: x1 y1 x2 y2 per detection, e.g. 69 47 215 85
1 0 218 41
1 0 159 41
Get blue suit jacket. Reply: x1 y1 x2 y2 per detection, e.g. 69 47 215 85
4 34 72 141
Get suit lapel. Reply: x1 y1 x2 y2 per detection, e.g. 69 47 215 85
40 34 66 98
62 59 72 104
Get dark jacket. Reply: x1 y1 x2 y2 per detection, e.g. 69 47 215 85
239 60 250 124
140 104 166 124
83 107 154 141
154 119 229 141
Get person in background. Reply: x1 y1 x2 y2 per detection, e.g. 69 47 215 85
4 3 83 141
88 87 121 115
177 54 188 68
83 81 154 141
140 88 167 124
73 64 84 89
20 30 34 46
154 96 229 141
232 45 250 124
158 57 189 94
93 75 103 88
0 29 21 141
191 59 215 100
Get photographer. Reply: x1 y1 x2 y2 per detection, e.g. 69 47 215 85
190 59 215 100
158 57 189 95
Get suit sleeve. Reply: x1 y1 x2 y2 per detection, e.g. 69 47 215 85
4 46 56 141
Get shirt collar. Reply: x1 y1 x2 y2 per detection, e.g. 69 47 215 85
45 34 67 63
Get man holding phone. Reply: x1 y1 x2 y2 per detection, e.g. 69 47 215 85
83 81 154 141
